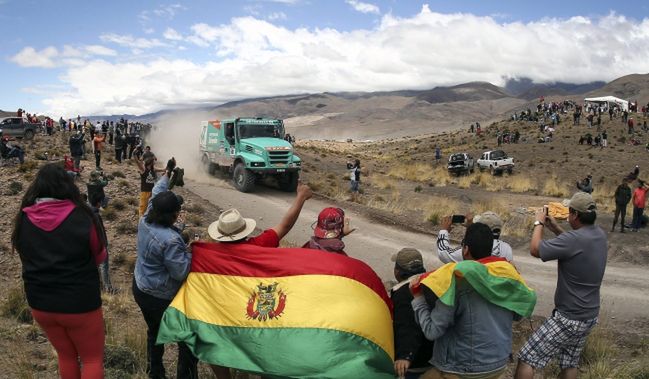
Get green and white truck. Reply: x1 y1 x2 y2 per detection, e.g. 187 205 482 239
199 117 301 192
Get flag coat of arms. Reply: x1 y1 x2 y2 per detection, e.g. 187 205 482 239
157 242 395 378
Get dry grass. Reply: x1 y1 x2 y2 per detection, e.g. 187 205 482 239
542 175 571 198
370 174 397 190
419 196 462 224
507 176 535 193
387 162 436 183
592 180 618 213
1 286 32 323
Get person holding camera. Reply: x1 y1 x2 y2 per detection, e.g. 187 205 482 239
576 174 593 194
347 158 361 202
69 130 85 171
436 211 513 264
515 192 607 379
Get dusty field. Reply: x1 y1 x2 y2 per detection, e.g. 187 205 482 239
1 113 648 378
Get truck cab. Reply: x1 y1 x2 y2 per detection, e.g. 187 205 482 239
200 117 301 192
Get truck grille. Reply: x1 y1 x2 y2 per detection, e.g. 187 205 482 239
268 151 290 165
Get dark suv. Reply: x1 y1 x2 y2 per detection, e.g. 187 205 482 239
0 117 39 140
447 152 475 176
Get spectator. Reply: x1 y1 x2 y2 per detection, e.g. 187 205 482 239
390 248 434 379
88 190 116 293
347 158 361 202
631 180 649 232
302 207 355 255
127 133 137 159
135 157 165 216
133 158 199 379
92 132 106 170
114 131 126 163
142 145 156 162
612 177 632 233
627 165 640 181
87 170 109 209
601 130 607 148
69 130 85 171
205 183 312 379
576 175 593 194
437 211 513 263
11 163 107 379
434 146 441 164
412 223 519 379
108 121 114 145
1 137 25 164
516 192 606 378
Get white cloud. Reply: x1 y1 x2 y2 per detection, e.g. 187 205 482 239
10 44 115 68
268 12 287 21
163 27 184 41
346 0 380 15
10 47 58 68
32 7 649 117
100 33 168 49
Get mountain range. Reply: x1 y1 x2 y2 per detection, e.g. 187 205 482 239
3 74 648 140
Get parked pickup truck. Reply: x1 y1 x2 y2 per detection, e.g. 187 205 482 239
447 153 475 176
477 150 514 175
0 117 38 140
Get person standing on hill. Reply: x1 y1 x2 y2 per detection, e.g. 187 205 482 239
68 130 85 171
434 146 441 164
347 159 361 202
516 192 607 379
92 132 106 170
114 131 126 163
135 157 165 216
612 177 632 233
11 163 107 379
631 180 649 232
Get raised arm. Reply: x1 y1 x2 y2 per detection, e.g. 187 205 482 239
271 183 312 240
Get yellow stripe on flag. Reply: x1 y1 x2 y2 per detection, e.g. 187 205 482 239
420 263 456 296
170 273 394 358
484 261 534 291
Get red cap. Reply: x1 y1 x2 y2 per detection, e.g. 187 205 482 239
314 207 345 239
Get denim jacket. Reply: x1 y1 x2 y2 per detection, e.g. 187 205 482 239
134 175 191 300
411 280 514 374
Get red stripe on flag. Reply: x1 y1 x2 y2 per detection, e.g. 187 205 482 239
190 242 392 312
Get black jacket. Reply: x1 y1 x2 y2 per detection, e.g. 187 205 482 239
68 134 84 157
615 184 632 205
391 281 434 370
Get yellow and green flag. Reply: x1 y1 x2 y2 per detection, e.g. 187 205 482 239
157 242 394 378
419 257 537 317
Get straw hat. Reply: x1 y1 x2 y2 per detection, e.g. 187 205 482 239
208 209 256 242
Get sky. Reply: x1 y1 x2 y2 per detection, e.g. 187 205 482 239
1 0 649 117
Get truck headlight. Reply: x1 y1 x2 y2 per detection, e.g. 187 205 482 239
251 162 266 167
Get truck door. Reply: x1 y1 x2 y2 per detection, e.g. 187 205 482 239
224 122 235 156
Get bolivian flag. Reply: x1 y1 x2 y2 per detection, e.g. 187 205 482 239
419 257 536 317
157 242 395 378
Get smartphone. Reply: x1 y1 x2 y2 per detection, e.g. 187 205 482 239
451 215 466 224
543 205 549 216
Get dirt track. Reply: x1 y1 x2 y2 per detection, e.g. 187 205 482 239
186 176 649 326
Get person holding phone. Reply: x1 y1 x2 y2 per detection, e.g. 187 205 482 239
436 211 513 263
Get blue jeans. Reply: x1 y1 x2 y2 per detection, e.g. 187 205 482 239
632 207 644 229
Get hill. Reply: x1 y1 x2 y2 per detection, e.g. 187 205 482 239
585 73 649 102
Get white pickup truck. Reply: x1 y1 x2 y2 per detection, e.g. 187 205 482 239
477 150 514 175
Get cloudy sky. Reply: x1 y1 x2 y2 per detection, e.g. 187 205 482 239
1 0 649 117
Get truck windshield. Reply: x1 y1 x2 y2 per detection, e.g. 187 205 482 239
237 123 284 139
491 150 507 159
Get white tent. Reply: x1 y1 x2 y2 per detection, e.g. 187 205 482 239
584 96 629 111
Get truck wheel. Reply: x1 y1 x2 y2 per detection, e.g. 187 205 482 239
470 165 475 174
278 172 299 192
233 163 255 192
507 168 513 175
490 166 496 176
24 130 34 140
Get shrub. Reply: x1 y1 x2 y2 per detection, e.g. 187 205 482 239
102 207 117 221
17 161 38 173
111 199 126 211
414 185 422 193
116 221 137 234
117 179 130 188
111 170 126 178
1 286 32 323
186 214 203 227
125 197 138 206
8 181 23 195
104 344 138 374
186 203 205 215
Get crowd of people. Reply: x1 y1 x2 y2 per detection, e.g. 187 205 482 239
4 106 645 379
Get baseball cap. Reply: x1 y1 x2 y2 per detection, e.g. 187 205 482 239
568 192 596 213
391 248 424 271
151 191 184 213
313 207 345 239
473 211 503 232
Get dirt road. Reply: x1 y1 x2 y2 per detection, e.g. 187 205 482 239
186 176 649 324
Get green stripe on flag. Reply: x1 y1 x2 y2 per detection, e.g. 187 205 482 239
157 307 395 379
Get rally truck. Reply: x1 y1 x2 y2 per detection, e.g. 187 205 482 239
477 150 514 175
447 152 475 176
199 117 301 192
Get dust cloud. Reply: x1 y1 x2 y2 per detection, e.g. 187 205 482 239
147 110 214 183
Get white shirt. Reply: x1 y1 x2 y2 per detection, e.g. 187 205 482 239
436 229 513 264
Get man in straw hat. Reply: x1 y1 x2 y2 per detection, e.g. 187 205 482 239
516 192 607 379
437 211 513 264
207 183 312 247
